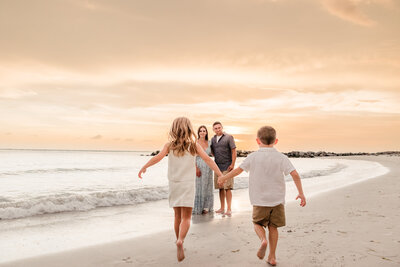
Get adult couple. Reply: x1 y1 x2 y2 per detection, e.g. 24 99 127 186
193 121 236 216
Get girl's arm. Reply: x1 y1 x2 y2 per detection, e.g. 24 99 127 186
138 143 170 179
196 143 223 177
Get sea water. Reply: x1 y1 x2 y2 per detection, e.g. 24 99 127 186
0 149 389 263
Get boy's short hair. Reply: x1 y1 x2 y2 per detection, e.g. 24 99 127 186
257 126 276 145
213 121 222 127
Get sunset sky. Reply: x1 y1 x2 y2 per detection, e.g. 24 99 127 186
0 0 399 152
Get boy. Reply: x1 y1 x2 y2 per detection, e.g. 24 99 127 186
218 126 306 266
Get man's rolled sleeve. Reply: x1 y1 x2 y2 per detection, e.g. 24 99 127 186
229 135 236 150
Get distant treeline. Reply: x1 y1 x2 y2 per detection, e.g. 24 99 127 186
142 150 400 158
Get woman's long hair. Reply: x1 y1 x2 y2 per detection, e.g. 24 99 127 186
197 125 209 141
169 117 197 156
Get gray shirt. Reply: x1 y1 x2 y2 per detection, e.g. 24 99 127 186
210 132 236 171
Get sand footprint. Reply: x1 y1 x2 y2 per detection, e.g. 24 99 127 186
122 256 133 264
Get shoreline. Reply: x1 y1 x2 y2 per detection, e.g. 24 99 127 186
2 155 399 266
5 148 395 157
146 150 400 157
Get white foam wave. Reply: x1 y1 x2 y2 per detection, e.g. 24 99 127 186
293 163 347 179
0 187 169 220
0 160 387 220
233 163 347 189
0 167 125 176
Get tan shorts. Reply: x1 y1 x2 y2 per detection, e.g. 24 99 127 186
252 204 286 228
214 171 234 190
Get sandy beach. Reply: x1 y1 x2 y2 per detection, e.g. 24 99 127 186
2 155 399 267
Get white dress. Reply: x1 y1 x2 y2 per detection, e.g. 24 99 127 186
167 150 196 208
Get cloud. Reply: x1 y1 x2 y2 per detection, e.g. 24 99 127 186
0 88 37 99
358 99 380 103
91 135 102 139
321 0 394 26
321 0 375 26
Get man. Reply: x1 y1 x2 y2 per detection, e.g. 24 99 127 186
210 121 236 216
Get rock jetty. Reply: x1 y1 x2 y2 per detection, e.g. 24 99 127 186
283 151 400 158
143 150 400 158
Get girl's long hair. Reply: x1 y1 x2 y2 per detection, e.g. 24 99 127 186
169 117 197 156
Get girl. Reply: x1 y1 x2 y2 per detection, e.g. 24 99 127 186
138 117 222 262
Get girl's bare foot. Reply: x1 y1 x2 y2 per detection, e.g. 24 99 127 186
215 208 224 214
202 209 209 214
257 240 268 259
176 240 185 262
267 256 277 266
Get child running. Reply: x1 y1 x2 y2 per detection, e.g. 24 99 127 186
218 126 306 266
138 117 223 262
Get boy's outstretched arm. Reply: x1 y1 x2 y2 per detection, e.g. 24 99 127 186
290 170 306 207
138 143 169 179
196 143 223 177
217 167 243 187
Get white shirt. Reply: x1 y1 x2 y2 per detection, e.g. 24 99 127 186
216 135 223 143
239 147 295 207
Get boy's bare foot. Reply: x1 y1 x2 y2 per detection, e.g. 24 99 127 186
267 257 277 266
257 240 268 259
176 240 185 262
215 208 224 214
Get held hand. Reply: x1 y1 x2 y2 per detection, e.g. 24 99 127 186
138 167 146 179
296 194 306 207
217 176 225 187
196 168 202 177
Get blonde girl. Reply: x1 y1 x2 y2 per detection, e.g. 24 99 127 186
138 117 222 262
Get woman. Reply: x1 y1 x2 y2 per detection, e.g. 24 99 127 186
193 125 214 215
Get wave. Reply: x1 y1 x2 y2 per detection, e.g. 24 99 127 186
293 163 347 180
0 187 169 220
234 163 348 189
0 163 348 220
0 167 126 176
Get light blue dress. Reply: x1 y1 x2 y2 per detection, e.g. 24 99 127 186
193 141 214 214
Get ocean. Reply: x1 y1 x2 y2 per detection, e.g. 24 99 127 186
0 149 389 263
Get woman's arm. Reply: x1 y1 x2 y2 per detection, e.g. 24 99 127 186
138 143 169 179
196 165 202 177
196 143 223 177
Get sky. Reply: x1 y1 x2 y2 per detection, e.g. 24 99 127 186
0 0 399 152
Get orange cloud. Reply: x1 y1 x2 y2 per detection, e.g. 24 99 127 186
321 0 395 26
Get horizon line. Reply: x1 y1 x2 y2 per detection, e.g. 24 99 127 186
1 148 399 154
